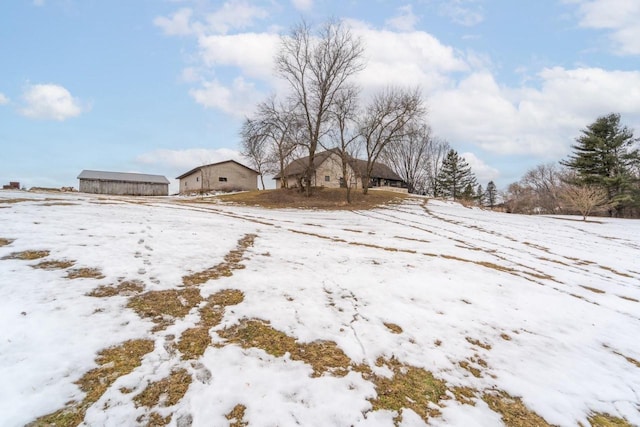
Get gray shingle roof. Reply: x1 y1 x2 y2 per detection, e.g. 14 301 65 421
77 170 170 184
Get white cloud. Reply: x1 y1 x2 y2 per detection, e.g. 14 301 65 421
19 84 87 121
440 0 484 27
205 0 268 34
0 93 9 105
189 77 260 117
430 67 640 157
154 8 195 36
385 5 419 32
137 148 244 171
461 152 500 183
291 0 313 12
571 0 640 55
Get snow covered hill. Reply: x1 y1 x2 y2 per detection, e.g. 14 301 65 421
1 190 638 427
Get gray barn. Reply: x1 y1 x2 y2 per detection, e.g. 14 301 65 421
78 170 169 196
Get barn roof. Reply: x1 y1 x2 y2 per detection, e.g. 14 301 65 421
77 170 170 184
175 160 259 180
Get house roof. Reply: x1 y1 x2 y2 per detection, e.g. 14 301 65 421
77 170 170 184
273 150 403 182
175 160 259 180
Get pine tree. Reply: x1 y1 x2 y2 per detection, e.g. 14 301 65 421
436 149 478 200
486 181 497 208
561 113 639 216
476 184 484 205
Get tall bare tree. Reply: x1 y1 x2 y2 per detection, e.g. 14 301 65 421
359 86 425 194
276 19 365 196
382 122 432 194
560 183 613 220
324 85 361 203
240 118 271 190
424 137 450 197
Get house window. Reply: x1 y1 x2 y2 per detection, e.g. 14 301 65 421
219 177 228 182
325 175 330 182
196 177 199 182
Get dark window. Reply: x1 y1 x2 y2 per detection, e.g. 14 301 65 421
196 177 199 182
219 177 228 182
325 175 330 182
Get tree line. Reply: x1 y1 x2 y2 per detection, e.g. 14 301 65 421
504 113 640 219
240 19 485 203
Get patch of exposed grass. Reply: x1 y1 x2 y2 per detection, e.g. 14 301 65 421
32 259 75 270
0 198 30 204
177 289 245 360
501 333 512 341
384 322 403 334
226 404 248 427
66 267 105 280
459 360 482 378
30 339 154 427
40 202 78 206
182 234 256 286
145 412 172 426
128 288 202 332
217 188 407 210
618 295 639 302
88 279 145 297
134 368 192 408
482 391 552 427
2 250 50 260
581 285 605 294
0 238 15 247
368 357 448 425
588 413 633 426
450 386 477 406
466 337 492 350
218 319 351 377
598 265 633 278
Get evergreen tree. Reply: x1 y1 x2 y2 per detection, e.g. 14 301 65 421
436 149 478 200
561 113 639 216
476 184 484 205
486 181 497 208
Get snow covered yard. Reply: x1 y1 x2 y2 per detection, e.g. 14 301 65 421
0 190 639 427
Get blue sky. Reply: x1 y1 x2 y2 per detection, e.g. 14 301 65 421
1 0 639 193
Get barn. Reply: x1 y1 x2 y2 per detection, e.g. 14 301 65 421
176 160 259 194
77 170 169 196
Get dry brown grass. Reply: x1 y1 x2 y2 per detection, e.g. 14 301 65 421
128 288 202 332
588 413 633 426
482 391 552 427
87 280 145 298
618 295 639 302
459 360 482 378
134 368 192 408
0 198 30 204
66 267 105 280
177 289 245 360
466 337 492 350
182 234 256 286
32 259 76 270
0 238 14 247
383 322 403 334
581 285 606 294
226 404 249 427
30 339 154 427
368 357 448 425
501 333 512 341
450 386 477 405
2 250 50 260
217 188 407 210
218 319 351 377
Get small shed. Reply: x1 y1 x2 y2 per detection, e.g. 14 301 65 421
176 160 259 194
78 170 169 196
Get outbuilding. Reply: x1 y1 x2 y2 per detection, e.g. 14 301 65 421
176 160 259 194
77 170 169 196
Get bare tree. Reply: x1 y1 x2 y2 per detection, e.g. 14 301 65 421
560 184 613 220
323 85 361 203
276 19 365 196
359 86 425 194
241 96 300 189
240 118 271 190
382 121 432 194
521 163 564 213
424 137 450 196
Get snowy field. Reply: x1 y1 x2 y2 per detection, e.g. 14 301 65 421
1 190 639 427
